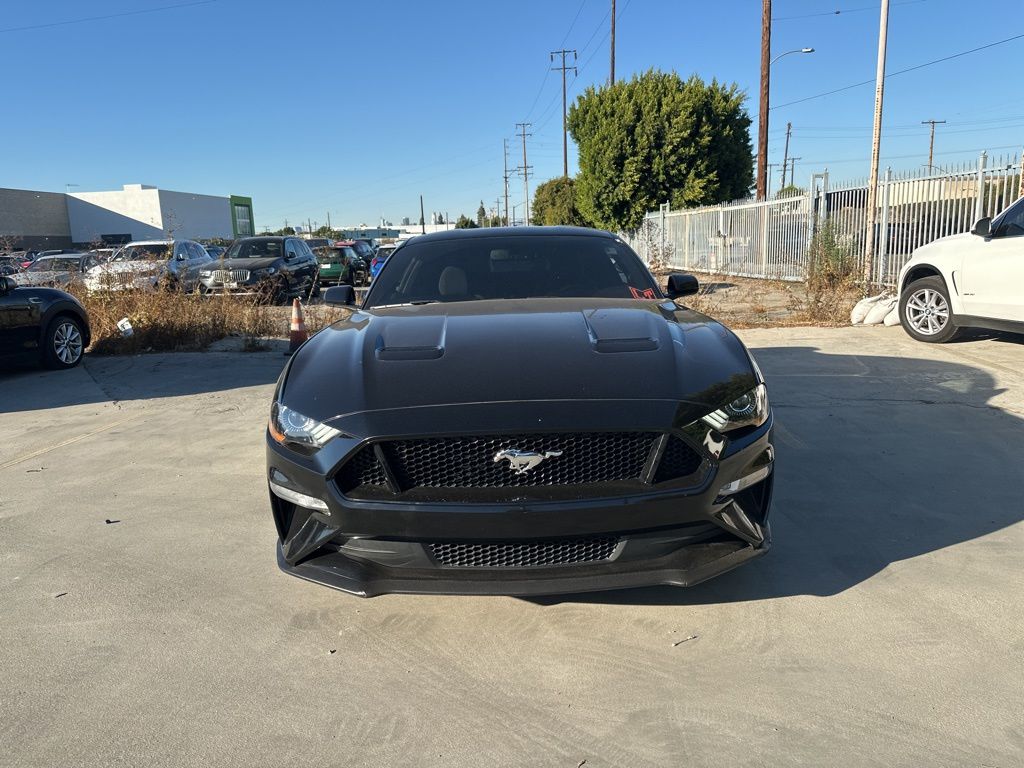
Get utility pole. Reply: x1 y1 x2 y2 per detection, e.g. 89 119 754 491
788 158 801 188
495 197 502 227
551 49 577 178
515 122 533 226
921 119 945 170
780 122 792 191
326 211 331 231
756 0 771 201
610 0 616 85
863 0 890 286
766 163 779 197
419 195 426 234
503 138 511 226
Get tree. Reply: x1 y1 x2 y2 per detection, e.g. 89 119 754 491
476 201 487 228
455 214 478 229
279 226 296 235
532 176 588 226
488 215 504 227
436 213 445 225
776 185 805 199
567 69 753 232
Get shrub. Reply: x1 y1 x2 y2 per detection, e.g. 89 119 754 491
66 285 278 354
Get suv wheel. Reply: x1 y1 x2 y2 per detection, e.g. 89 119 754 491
43 315 85 369
899 276 958 343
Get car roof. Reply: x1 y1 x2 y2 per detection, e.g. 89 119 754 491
124 239 175 246
406 225 616 244
235 236 287 243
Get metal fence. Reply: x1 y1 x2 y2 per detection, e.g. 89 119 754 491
626 150 1022 286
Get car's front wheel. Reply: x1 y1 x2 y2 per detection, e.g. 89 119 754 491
43 315 85 369
899 276 958 343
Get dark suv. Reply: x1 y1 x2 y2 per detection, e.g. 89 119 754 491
198 237 318 302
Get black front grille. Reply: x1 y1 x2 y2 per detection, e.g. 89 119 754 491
334 431 704 503
654 436 704 483
428 538 619 568
385 432 655 489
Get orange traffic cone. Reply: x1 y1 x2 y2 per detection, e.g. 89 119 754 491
285 298 308 355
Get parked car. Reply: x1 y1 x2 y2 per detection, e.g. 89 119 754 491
0 276 91 369
304 238 332 250
898 195 1024 342
266 226 773 597
198 236 318 302
316 244 360 287
34 249 81 259
369 243 397 281
348 239 375 264
204 245 227 259
84 240 212 293
12 252 100 288
0 256 23 276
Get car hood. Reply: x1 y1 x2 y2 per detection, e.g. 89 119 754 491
281 298 758 430
89 260 167 276
206 257 279 270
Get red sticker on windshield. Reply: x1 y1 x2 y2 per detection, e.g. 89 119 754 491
630 286 657 300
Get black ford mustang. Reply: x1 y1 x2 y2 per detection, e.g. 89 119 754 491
266 227 773 597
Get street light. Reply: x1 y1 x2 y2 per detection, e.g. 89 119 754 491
770 47 814 67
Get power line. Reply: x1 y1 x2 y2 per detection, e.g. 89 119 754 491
0 0 218 34
772 0 925 21
772 30 1024 110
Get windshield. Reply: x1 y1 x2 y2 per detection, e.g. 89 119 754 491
115 244 171 261
226 240 283 259
28 256 80 272
364 234 659 307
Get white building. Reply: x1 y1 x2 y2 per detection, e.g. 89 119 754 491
65 184 254 244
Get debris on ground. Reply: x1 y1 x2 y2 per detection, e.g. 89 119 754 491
104 519 120 525
672 635 699 647
53 592 68 599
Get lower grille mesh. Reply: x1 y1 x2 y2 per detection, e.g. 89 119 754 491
428 538 619 568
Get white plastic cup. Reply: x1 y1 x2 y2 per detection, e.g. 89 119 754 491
116 318 134 337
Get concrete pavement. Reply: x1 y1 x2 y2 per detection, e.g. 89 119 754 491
1 326 1022 767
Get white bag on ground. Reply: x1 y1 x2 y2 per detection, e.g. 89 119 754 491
883 305 901 326
863 296 897 325
850 293 886 325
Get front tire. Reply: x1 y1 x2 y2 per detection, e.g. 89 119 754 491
43 315 85 369
899 276 958 343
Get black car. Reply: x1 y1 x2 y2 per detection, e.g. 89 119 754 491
266 227 774 597
0 276 91 369
198 236 318 302
349 239 375 263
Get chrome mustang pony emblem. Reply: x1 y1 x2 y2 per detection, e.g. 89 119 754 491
493 448 563 475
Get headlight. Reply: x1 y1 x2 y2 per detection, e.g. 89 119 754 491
200 269 212 277
268 402 341 451
257 267 277 276
702 384 769 433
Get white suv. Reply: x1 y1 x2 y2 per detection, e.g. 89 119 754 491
84 239 211 293
897 196 1024 342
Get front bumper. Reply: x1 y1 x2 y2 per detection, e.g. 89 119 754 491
267 410 774 598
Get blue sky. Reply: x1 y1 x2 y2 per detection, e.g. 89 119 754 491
2 0 1023 229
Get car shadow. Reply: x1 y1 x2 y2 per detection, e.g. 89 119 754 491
0 349 285 413
529 344 1023 605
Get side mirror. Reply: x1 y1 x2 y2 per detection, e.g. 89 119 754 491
324 285 355 307
666 273 699 298
971 216 991 237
